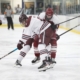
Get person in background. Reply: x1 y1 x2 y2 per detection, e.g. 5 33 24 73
4 5 14 30
30 5 34 14
15 4 21 14
2 4 7 14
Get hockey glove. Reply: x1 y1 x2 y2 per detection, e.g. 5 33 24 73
17 40 24 50
56 34 60 40
50 22 57 30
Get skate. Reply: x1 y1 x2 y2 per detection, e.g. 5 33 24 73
38 57 56 71
38 60 48 70
49 57 56 63
32 56 40 64
48 57 56 67
15 60 22 67
38 56 50 71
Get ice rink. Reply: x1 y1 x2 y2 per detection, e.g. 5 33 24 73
0 27 80 80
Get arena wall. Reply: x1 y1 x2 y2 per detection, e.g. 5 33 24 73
0 15 80 34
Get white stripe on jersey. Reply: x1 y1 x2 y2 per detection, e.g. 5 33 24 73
40 49 48 54
40 21 49 31
22 34 31 40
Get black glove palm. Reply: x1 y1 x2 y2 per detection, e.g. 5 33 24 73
50 22 57 30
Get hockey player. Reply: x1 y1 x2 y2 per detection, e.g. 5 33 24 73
0 20 2 25
15 14 51 66
31 8 60 70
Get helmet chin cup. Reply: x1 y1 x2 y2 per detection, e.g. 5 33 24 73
45 15 52 21
46 15 52 18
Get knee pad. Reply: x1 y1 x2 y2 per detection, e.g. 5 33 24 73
21 45 30 53
38 44 46 51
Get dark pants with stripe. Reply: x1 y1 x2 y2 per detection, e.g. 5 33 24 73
6 17 14 30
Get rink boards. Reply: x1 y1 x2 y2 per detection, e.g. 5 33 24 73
0 14 80 34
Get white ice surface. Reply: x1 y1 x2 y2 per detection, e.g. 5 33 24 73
0 27 80 80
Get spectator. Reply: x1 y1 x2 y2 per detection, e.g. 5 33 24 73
4 5 14 30
25 6 30 14
30 5 34 14
2 4 7 14
15 4 21 14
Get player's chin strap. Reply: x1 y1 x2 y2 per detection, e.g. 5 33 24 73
59 24 80 36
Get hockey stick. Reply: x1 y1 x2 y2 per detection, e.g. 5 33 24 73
59 24 80 36
57 15 80 25
0 48 18 60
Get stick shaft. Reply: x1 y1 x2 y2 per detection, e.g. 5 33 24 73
59 24 80 36
0 48 18 60
57 15 80 25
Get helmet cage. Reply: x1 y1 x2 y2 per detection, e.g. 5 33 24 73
46 8 53 20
